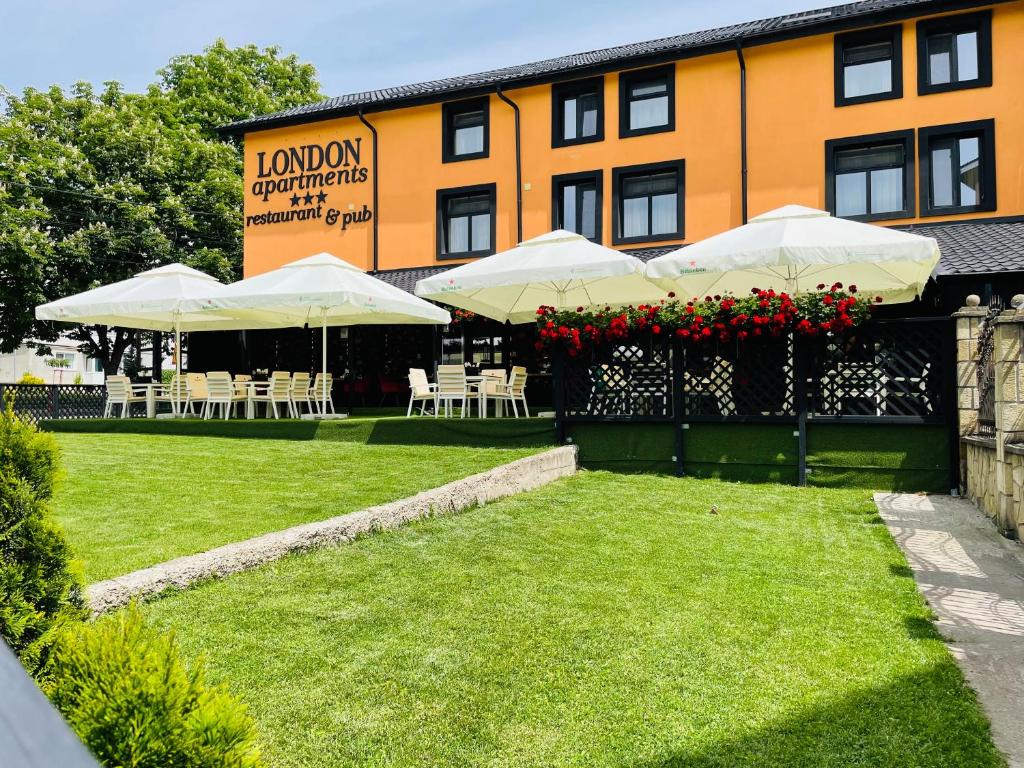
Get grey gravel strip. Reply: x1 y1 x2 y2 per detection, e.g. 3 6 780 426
89 445 577 614
875 492 1024 768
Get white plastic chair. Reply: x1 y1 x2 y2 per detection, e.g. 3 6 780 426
435 365 469 418
407 368 436 416
310 373 335 415
154 373 188 416
102 376 146 418
249 371 294 418
204 371 245 420
232 374 252 398
184 373 208 416
489 366 529 418
290 372 313 416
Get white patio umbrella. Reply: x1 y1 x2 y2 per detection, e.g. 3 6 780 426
644 205 940 303
35 263 247 413
183 253 450 418
414 229 664 323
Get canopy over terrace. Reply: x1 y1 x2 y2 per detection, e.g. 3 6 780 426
182 252 450 417
414 230 664 323
645 205 941 303
35 263 248 332
35 264 250 411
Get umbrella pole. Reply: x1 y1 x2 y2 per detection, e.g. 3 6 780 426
174 323 181 417
321 308 328 415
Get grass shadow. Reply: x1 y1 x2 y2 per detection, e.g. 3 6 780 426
630 662 1001 767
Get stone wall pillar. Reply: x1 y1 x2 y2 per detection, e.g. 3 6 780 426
993 299 1024 535
955 294 1024 540
953 296 988 439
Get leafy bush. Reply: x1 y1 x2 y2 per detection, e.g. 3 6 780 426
17 372 45 385
45 608 264 768
0 400 85 671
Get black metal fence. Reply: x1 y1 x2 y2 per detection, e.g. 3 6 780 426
554 317 956 483
0 384 107 423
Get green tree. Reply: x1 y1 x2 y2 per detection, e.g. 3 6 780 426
0 41 322 372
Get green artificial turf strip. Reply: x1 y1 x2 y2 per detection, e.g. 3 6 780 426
40 415 556 449
142 473 1003 768
51 432 539 582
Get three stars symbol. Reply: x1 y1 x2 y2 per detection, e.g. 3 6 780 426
290 190 329 207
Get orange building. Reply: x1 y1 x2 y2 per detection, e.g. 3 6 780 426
207 0 1024 393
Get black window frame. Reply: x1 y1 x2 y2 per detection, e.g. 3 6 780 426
552 77 604 148
918 119 996 217
611 160 685 246
916 10 992 95
833 25 903 107
618 65 675 138
435 183 497 260
824 129 915 222
441 97 490 163
551 170 603 244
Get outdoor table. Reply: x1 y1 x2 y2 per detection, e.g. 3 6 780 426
467 373 512 418
243 381 271 419
131 382 164 418
466 375 488 417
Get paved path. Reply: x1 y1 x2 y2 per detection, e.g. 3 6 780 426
875 493 1024 768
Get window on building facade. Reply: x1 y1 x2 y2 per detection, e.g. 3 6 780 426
611 160 684 245
442 98 489 162
918 119 996 216
619 65 674 137
552 78 603 147
552 171 602 243
917 11 992 94
436 184 496 259
834 26 903 106
825 130 914 221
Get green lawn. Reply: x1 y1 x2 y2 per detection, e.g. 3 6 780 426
51 428 541 581
142 472 1003 767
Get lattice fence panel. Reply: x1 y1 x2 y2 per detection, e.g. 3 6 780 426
0 384 107 423
563 340 673 419
807 320 949 420
682 337 795 418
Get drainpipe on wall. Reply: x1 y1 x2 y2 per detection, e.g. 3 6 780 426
357 108 379 272
495 85 523 244
735 40 749 225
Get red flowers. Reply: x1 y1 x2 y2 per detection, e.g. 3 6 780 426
534 284 871 353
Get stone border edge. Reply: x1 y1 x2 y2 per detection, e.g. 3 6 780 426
87 445 578 615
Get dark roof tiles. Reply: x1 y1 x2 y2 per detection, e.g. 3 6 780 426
224 0 955 132
899 218 1024 276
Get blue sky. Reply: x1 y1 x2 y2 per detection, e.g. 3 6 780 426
1 0 826 97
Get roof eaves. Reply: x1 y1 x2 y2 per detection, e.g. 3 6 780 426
218 0 1003 135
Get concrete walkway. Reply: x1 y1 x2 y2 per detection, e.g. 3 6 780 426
875 493 1024 768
